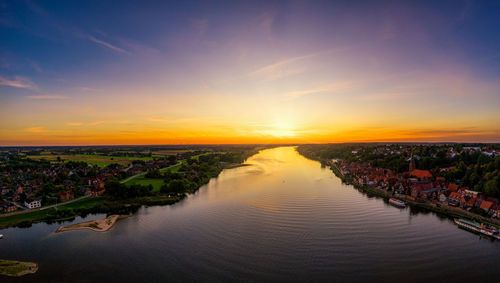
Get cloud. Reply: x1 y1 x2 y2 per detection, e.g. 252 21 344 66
67 122 83 126
27 95 68 99
0 76 37 89
25 126 46 133
250 53 316 81
87 120 129 126
250 48 344 81
28 59 42 72
87 35 131 55
76 87 101 92
65 120 129 127
284 82 353 100
147 117 172 122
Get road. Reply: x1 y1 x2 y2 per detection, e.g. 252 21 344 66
120 161 182 184
40 195 90 210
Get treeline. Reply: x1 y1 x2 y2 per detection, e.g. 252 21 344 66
107 151 253 200
297 144 409 173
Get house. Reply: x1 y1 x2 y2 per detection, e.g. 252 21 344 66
57 190 74 203
420 188 439 199
465 197 477 208
491 204 500 218
24 198 41 209
448 192 462 207
480 200 493 213
90 189 105 198
438 193 448 202
0 201 17 213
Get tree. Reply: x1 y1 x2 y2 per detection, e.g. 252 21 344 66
484 177 500 198
161 179 191 194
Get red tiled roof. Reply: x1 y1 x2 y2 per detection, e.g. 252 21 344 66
448 183 459 192
410 169 433 179
480 200 493 211
466 197 477 207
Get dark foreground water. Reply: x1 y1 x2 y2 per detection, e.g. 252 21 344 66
1 147 500 282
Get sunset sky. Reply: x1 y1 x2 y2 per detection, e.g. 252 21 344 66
1 0 499 145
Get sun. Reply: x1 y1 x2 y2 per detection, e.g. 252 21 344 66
265 121 297 138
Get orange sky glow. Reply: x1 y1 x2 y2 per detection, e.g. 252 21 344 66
1 1 499 145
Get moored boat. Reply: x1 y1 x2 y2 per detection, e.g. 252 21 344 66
454 218 500 239
389 198 406 207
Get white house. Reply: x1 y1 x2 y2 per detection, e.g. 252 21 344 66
24 198 41 209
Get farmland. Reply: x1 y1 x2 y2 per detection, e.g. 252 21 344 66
26 154 154 167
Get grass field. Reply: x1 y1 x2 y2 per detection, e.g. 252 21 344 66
124 177 165 192
151 149 194 156
27 154 154 167
124 161 184 192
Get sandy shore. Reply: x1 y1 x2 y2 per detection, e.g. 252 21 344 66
55 215 120 233
0 259 38 277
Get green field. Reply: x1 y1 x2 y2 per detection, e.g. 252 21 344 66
124 177 165 192
27 154 154 167
124 161 184 192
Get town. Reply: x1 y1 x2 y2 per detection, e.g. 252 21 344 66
0 145 259 228
298 144 500 223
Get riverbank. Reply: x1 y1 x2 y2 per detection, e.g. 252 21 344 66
0 159 250 230
0 259 38 277
327 160 500 228
55 215 120 233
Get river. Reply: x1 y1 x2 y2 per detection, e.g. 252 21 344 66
1 147 499 282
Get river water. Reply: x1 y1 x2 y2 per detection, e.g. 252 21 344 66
1 147 499 282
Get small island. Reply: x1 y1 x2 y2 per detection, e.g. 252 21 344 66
0 259 38 277
55 215 120 233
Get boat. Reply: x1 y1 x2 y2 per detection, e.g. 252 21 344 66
454 218 500 239
0 234 3 239
389 198 406 208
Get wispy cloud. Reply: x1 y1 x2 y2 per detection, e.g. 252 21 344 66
27 59 42 73
87 35 131 55
76 87 101 92
27 95 68 99
250 48 344 81
284 82 353 100
0 76 37 89
147 117 172 122
67 120 130 127
250 53 316 81
25 126 46 133
67 122 84 126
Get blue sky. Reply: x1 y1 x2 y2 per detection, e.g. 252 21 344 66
1 0 499 145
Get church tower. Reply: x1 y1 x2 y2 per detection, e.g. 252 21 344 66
409 153 416 172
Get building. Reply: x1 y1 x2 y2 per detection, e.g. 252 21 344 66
480 200 493 213
410 169 433 180
0 201 17 213
24 198 41 209
57 190 74 203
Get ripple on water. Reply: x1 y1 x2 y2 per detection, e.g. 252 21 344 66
3 147 500 282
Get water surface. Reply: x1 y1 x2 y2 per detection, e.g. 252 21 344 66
2 147 499 282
